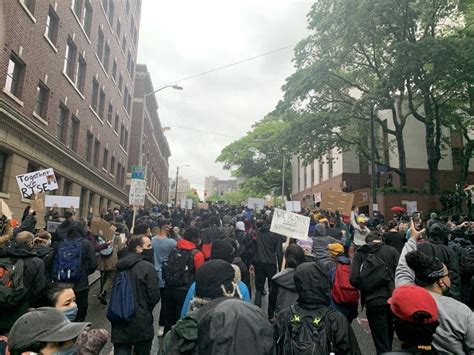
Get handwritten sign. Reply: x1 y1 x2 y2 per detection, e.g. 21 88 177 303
0 199 12 220
180 199 193 209
90 217 117 241
353 188 370 207
197 202 209 210
406 201 418 215
45 196 80 209
46 221 61 233
247 197 265 210
270 208 310 240
320 190 354 216
16 168 58 198
129 179 146 207
285 201 301 212
314 192 322 203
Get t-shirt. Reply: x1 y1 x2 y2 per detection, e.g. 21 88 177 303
152 236 177 288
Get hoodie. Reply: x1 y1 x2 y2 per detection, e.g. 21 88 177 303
253 225 284 265
269 268 298 316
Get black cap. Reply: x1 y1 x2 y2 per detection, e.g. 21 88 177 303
195 260 235 299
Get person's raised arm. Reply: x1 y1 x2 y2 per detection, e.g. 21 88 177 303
395 219 424 287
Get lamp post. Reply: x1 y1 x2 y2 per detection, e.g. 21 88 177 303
174 164 190 206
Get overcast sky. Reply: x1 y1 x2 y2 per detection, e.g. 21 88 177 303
137 0 311 197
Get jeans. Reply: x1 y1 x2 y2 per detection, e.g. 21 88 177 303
113 339 153 355
366 304 393 354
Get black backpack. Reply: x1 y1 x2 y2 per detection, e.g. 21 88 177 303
358 252 392 293
453 243 474 275
281 305 334 355
163 248 198 288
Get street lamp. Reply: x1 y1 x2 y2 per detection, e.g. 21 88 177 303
174 164 190 206
138 84 183 168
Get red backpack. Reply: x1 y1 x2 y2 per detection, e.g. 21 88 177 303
332 263 359 305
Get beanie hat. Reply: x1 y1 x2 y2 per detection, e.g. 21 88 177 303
195 260 236 299
210 240 235 263
327 243 344 257
388 285 438 324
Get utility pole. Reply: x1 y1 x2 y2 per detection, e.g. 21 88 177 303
174 166 179 207
370 105 377 213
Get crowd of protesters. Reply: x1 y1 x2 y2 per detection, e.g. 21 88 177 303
0 200 472 354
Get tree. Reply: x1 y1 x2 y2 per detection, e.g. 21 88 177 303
185 190 200 205
216 116 293 199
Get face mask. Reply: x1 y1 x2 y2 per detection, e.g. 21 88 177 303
62 306 78 322
142 248 154 263
53 344 77 355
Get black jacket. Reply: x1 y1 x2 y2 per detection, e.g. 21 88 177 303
253 226 284 265
111 252 160 343
0 246 46 331
274 262 361 355
33 244 54 282
349 242 399 307
383 231 406 254
269 268 298 318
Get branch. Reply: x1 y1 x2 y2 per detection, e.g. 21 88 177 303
406 81 427 123
328 71 369 94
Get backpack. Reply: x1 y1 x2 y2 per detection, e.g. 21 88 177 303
332 263 359 305
163 248 198 288
107 271 136 322
98 236 113 257
0 257 27 307
282 305 334 355
52 238 83 283
457 244 474 275
358 252 392 293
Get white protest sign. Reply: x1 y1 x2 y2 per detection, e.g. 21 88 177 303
46 221 61 233
180 198 187 208
45 195 80 209
406 201 418 215
270 208 310 240
16 168 58 198
247 197 265 210
314 192 322 203
0 199 12 220
285 201 301 212
186 199 193 209
129 179 146 207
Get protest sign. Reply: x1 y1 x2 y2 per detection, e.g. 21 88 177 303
185 199 193 209
197 202 209 210
270 208 310 241
16 168 58 198
45 195 80 209
314 192 322 203
131 166 145 180
247 197 265 210
353 188 370 207
46 221 61 233
0 199 12 220
406 201 418 215
129 179 146 207
285 201 301 212
320 190 354 216
90 217 117 241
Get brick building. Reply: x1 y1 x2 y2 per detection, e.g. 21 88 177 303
128 64 171 204
0 0 142 219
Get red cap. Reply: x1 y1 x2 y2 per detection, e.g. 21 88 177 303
388 285 438 324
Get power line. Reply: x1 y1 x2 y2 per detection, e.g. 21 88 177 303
165 124 240 139
161 44 296 87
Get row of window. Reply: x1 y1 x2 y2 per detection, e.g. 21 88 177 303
297 156 334 192
102 0 139 46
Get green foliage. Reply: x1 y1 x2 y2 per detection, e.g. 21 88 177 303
185 191 200 205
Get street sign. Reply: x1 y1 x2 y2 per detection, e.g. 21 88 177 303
131 166 146 180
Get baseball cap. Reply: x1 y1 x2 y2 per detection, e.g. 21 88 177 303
8 307 90 353
388 285 438 324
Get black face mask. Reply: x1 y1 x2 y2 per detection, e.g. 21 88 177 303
141 248 154 264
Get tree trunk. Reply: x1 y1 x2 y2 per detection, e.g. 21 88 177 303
423 95 442 194
461 140 473 184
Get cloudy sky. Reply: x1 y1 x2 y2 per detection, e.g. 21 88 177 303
137 0 311 197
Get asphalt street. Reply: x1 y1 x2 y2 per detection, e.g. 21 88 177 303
85 279 400 355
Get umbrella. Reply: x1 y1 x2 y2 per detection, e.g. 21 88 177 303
391 206 406 214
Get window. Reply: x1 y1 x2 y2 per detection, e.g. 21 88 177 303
123 87 128 109
103 148 109 169
56 105 68 142
116 19 121 38
75 55 86 93
110 156 115 175
118 74 123 93
103 43 110 72
117 163 122 184
121 166 125 186
63 180 72 196
96 29 104 61
108 0 114 24
85 131 93 161
107 103 113 124
120 123 125 147
82 1 92 37
328 156 333 178
93 139 100 167
122 35 126 53
64 38 77 79
34 82 49 118
91 78 99 112
318 159 323 182
124 129 128 151
0 151 8 192
72 0 82 17
112 59 117 81
4 54 25 98
126 51 132 73
99 88 106 119
101 0 107 10
126 92 132 114
45 6 59 45
114 113 119 132
69 116 79 151
22 0 36 14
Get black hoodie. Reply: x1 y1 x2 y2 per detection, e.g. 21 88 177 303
253 225 284 265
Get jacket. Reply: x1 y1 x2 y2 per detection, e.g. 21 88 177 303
176 239 205 271
349 242 399 307
383 231 406 254
33 244 54 282
350 211 369 246
269 268 298 317
253 226 284 265
200 226 225 259
110 252 161 343
310 235 341 263
98 235 123 272
395 239 474 354
0 222 13 246
0 246 46 331
274 262 361 355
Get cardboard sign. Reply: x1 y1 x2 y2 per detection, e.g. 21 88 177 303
131 166 145 180
247 197 265 210
90 217 117 241
185 199 193 209
129 179 146 207
285 201 301 212
46 221 61 233
270 208 310 240
197 202 209 210
406 201 418 215
16 168 58 198
0 199 12 220
30 197 44 211
320 190 354 216
45 195 80 209
353 188 370 207
314 192 322 203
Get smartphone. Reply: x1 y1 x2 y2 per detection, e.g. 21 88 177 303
412 211 422 222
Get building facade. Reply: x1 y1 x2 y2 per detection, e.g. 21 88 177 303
204 176 218 197
0 0 142 219
169 176 190 206
128 64 170 205
204 176 237 197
